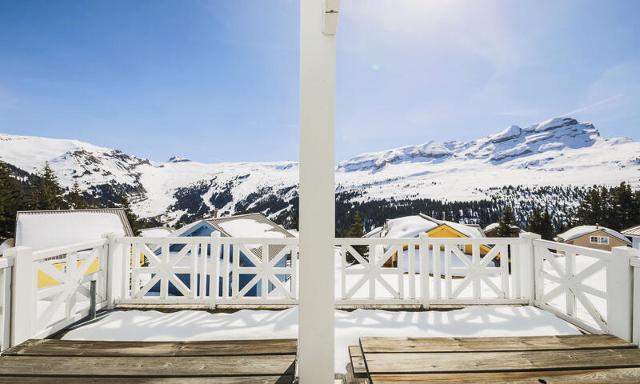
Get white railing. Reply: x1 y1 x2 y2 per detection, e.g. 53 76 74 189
2 232 639 349
6 239 109 345
113 235 299 306
631 255 640 346
335 236 526 306
533 239 635 340
0 257 12 351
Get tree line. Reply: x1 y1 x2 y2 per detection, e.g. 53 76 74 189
0 162 143 240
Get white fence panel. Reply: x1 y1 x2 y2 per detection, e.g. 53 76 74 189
8 239 108 345
116 237 299 306
335 237 526 306
0 257 12 351
533 239 634 340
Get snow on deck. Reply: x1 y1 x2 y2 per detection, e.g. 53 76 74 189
62 306 580 374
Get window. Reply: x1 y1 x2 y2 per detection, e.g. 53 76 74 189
589 236 609 244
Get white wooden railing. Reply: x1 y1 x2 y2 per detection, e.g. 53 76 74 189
335 236 525 306
0 257 12 351
5 239 109 345
533 239 636 340
1 232 639 350
113 235 299 306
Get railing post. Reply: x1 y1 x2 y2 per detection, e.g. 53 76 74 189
0 258 13 351
607 247 635 342
419 233 430 309
7 246 36 346
631 255 640 346
105 233 123 308
518 232 540 305
209 232 221 309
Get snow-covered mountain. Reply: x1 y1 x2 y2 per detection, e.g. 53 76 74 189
1 117 638 226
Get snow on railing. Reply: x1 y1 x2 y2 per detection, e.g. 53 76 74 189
0 257 13 351
113 235 298 305
533 239 636 340
335 236 526 306
6 239 109 345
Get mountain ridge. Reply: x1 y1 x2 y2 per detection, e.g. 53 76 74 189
1 117 638 227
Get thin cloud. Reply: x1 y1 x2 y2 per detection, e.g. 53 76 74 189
560 94 623 117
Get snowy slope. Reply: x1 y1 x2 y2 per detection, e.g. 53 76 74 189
1 117 638 225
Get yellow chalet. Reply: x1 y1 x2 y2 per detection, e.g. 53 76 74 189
369 214 490 266
14 209 134 288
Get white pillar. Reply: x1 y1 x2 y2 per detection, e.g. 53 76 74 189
518 232 541 304
607 247 635 342
7 246 36 346
299 0 339 382
105 233 123 308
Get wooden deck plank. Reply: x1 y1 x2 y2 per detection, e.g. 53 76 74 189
349 345 368 376
360 335 634 353
0 355 296 377
364 349 640 374
0 377 293 384
369 368 640 383
4 339 297 357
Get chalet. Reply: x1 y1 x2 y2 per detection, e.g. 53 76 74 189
13 209 133 288
555 225 631 251
162 213 296 296
373 214 491 271
484 222 522 238
622 225 640 250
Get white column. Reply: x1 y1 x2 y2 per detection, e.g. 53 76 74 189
607 247 635 342
105 233 123 308
518 232 540 304
299 0 339 382
7 246 36 346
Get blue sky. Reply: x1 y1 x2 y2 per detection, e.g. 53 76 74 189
0 0 638 162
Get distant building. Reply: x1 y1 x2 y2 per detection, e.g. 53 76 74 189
165 213 295 297
622 225 640 250
372 214 490 269
139 227 172 238
555 225 630 251
483 222 522 238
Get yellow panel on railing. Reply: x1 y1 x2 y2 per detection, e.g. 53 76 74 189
37 259 99 288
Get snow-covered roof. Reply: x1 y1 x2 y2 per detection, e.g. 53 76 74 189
385 215 439 238
139 227 172 237
440 220 486 238
363 226 383 238
484 222 521 232
556 225 630 244
622 225 640 237
208 213 294 239
15 209 133 250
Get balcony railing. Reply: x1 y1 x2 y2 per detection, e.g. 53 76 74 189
0 233 639 349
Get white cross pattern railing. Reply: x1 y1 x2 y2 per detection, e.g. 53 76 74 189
7 239 108 345
335 237 522 306
533 239 634 338
115 236 298 305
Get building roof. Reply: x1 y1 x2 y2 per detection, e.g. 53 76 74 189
15 208 134 250
380 214 485 239
363 226 384 238
139 227 173 237
622 225 640 237
172 213 294 261
556 225 630 244
484 222 521 232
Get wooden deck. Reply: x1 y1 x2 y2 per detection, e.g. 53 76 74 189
0 339 297 383
349 335 640 383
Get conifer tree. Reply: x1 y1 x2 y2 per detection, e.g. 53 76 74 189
66 181 89 209
0 164 24 239
496 206 516 237
29 162 67 210
119 195 141 235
